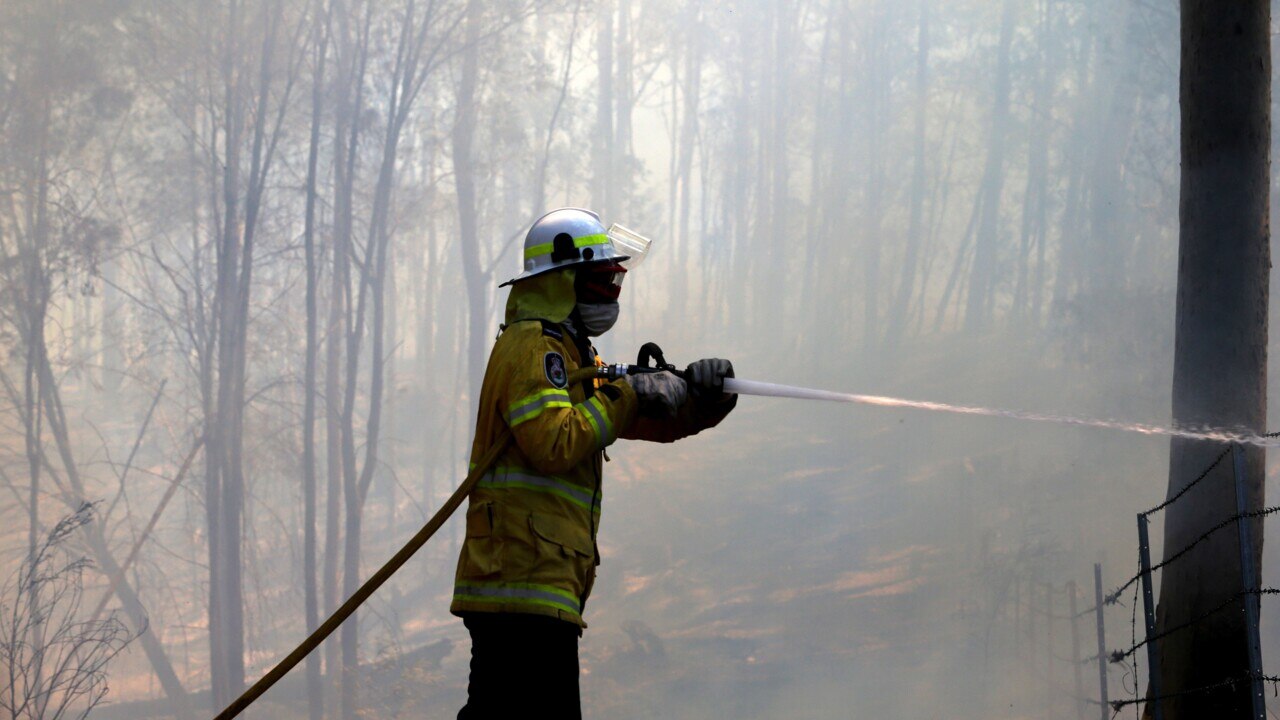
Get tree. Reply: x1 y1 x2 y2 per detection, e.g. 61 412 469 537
300 2 332 718
1153 1 1270 717
0 2 192 714
203 0 303 707
0 505 137 720
962 0 1015 333
453 0 490 408
884 0 930 349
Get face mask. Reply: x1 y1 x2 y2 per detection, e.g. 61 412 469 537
578 301 620 337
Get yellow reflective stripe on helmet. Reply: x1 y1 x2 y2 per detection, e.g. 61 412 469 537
577 396 614 450
507 388 572 427
523 233 611 261
478 466 600 513
453 581 582 616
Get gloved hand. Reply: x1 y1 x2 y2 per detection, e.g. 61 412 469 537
684 358 734 399
627 371 688 417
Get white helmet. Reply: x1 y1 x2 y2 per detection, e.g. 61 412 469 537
501 208 635 287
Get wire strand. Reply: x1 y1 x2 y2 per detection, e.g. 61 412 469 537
1106 505 1280 604
1140 447 1231 517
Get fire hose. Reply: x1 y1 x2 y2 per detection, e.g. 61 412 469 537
214 343 1280 718
214 345 688 719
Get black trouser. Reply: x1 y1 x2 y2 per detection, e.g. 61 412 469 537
458 613 582 720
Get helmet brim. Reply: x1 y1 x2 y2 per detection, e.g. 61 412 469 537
499 255 631 288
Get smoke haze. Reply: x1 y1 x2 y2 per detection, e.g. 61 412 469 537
1 0 1278 718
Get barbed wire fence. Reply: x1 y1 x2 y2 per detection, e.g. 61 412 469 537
981 542 1120 719
1088 442 1273 720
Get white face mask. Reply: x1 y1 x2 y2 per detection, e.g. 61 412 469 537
578 302 620 337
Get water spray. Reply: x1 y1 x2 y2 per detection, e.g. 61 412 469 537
602 342 1280 448
218 342 1274 720
720 378 1280 448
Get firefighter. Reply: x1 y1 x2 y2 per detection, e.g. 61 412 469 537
452 208 736 719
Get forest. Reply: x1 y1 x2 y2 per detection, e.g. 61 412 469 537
1 0 1274 718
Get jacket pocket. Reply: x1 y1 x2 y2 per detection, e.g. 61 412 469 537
528 511 595 602
460 501 502 577
529 511 593 557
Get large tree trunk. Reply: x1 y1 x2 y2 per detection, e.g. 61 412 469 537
1154 2 1270 718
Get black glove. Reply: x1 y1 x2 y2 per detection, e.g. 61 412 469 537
627 371 688 417
684 358 734 399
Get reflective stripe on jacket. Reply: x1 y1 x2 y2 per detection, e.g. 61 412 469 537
451 319 734 627
451 320 634 627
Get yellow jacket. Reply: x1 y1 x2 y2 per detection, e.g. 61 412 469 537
451 274 733 627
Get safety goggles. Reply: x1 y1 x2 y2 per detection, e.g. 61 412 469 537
575 262 628 303
607 224 651 270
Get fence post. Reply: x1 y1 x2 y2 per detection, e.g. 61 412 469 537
1069 580 1085 720
1093 563 1108 720
1014 574 1022 658
1029 574 1037 674
1232 443 1266 720
1047 582 1054 714
1138 513 1163 720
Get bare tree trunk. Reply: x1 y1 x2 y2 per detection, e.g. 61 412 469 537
1154 2 1270 718
208 0 247 705
724 7 756 338
418 148 440 523
38 363 191 716
885 0 929 349
21 154 50 720
324 5 366 713
1013 0 1052 327
533 0 583 215
339 2 428 710
453 0 489 410
858 0 886 351
963 0 1015 333
799 5 835 344
593 0 614 220
615 0 634 192
747 0 794 334
801 0 845 349
302 3 331 718
1050 8 1098 320
1084 0 1141 302
670 2 703 326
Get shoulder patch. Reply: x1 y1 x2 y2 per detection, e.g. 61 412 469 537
543 352 568 388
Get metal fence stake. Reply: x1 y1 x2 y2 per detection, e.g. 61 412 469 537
1232 443 1266 720
1069 580 1085 720
1138 513 1163 720
1014 575 1022 658
1047 582 1055 713
1093 563 1108 720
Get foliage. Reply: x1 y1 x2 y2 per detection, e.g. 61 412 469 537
0 503 137 720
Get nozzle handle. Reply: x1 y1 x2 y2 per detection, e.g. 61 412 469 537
637 342 682 376
638 342 668 371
